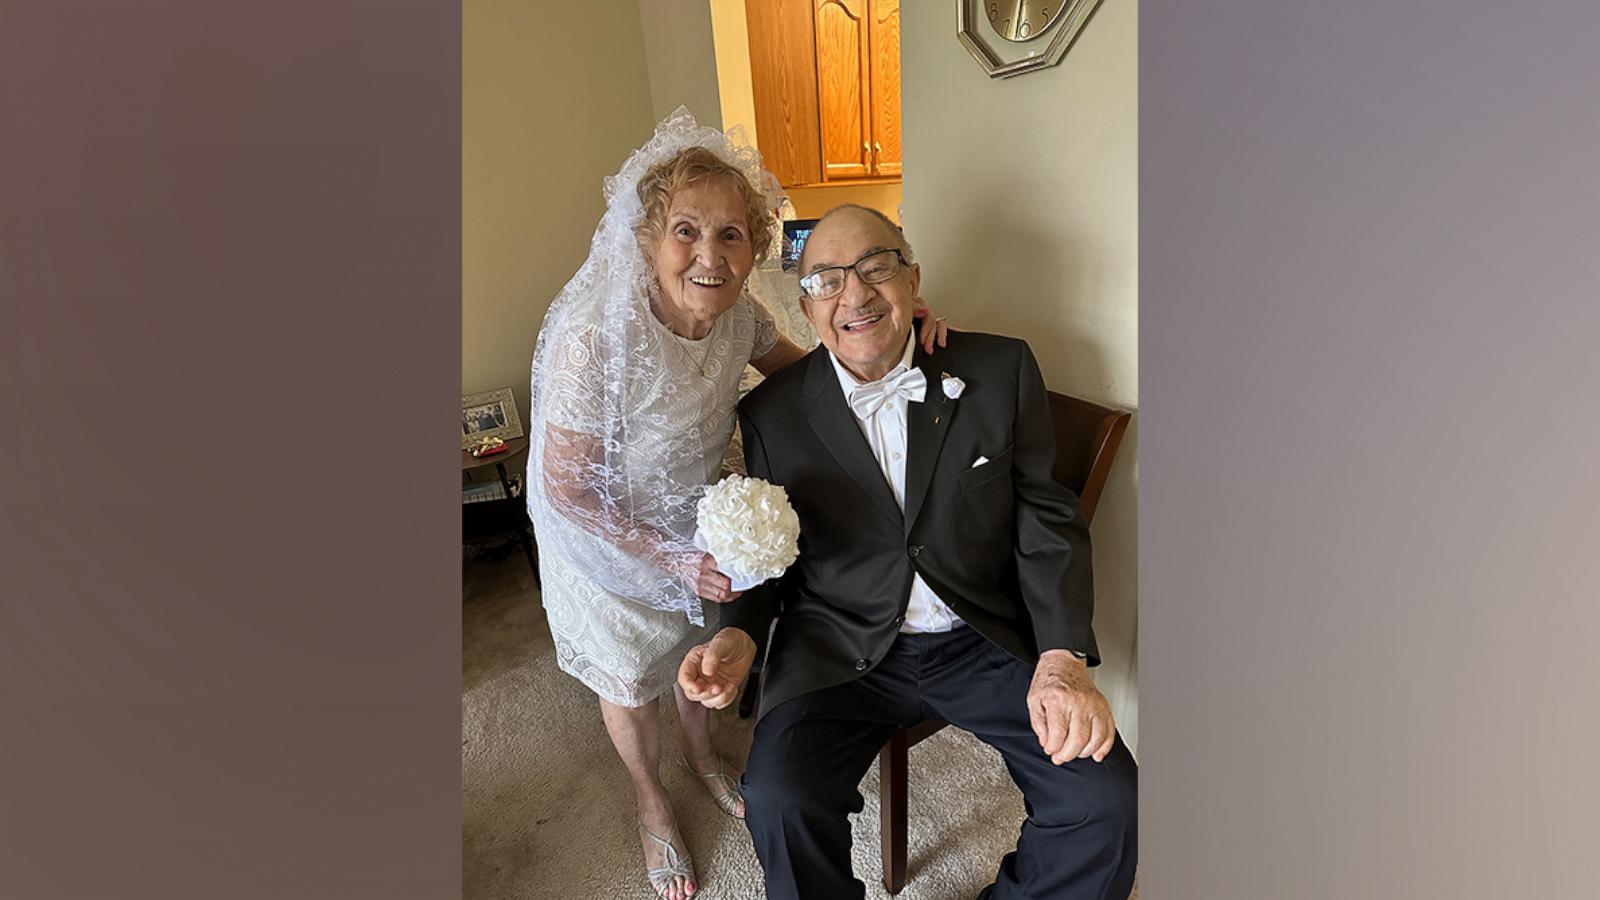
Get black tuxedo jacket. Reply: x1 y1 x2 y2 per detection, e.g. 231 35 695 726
726 330 1098 721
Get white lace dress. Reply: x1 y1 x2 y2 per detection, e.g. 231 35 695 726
535 294 780 707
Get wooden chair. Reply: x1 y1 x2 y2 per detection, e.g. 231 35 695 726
877 390 1132 894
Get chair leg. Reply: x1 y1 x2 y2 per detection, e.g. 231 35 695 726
520 532 539 585
738 668 761 719
879 731 910 894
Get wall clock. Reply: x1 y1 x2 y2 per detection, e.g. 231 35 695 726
957 0 1106 79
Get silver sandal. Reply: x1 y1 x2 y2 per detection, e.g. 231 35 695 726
638 821 696 899
683 756 745 819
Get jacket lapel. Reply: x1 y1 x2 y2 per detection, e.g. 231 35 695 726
802 350 904 529
902 347 955 530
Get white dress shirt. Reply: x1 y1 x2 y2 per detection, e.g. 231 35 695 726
830 334 965 634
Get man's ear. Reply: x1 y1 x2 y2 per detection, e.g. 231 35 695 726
798 294 818 326
907 261 921 301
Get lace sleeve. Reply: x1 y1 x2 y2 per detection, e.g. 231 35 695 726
532 322 700 589
746 293 781 360
541 324 604 432
538 421 696 578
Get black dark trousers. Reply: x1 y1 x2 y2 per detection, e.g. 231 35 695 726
741 627 1138 900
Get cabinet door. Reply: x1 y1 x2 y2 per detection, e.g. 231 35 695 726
814 0 873 180
746 0 823 187
868 0 901 178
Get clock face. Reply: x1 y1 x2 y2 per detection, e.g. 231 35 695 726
985 0 1068 42
959 0 1104 79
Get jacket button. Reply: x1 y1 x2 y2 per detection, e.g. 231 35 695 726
854 659 869 671
908 544 922 558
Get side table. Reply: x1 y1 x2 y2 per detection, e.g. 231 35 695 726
462 437 538 582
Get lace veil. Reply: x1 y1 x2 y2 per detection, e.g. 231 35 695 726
525 108 808 625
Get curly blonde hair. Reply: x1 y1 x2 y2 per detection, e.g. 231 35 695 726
635 146 774 264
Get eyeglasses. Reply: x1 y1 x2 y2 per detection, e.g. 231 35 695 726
798 248 908 302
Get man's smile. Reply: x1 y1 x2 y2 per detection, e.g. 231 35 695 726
839 312 886 333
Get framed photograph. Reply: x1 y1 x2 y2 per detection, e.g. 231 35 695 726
461 387 523 448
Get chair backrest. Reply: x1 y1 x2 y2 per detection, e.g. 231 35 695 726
1046 391 1133 525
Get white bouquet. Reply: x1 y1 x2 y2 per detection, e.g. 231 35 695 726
693 474 801 590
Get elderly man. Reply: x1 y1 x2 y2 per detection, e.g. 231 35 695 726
680 205 1137 900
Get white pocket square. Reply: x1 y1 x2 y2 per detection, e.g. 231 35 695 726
971 455 990 468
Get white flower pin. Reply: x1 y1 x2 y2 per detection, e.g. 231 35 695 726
941 372 966 400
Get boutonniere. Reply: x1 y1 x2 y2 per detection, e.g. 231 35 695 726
941 371 966 400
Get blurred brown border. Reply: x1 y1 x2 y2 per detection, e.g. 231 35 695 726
1 3 461 897
1141 2 1600 897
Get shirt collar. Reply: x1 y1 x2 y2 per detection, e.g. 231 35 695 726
829 329 916 396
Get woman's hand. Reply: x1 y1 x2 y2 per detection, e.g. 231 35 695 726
911 303 951 355
674 551 744 604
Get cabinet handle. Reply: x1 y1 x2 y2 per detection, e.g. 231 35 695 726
874 141 882 154
863 140 871 159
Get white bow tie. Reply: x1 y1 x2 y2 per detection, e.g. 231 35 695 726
848 366 927 420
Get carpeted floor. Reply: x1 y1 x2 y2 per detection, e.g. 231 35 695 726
463 553 1135 899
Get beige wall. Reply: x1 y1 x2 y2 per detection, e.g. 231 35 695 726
902 1 1140 752
708 0 758 144
463 0 656 416
638 0 724 128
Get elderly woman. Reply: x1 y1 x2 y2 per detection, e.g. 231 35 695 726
524 110 946 899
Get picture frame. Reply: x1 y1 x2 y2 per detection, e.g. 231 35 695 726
461 387 523 449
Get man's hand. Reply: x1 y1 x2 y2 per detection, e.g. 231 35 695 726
678 628 757 710
1027 650 1116 764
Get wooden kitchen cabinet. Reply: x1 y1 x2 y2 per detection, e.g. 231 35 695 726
814 0 873 179
866 0 900 177
746 0 824 187
746 0 901 187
